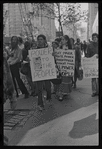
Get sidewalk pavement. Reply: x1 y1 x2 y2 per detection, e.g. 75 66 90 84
4 78 99 146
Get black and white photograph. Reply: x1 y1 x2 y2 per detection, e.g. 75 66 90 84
3 3 99 146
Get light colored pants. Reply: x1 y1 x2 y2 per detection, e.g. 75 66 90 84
92 78 98 94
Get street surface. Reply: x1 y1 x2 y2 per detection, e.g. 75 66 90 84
4 77 99 146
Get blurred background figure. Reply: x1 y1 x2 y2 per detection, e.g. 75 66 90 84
18 36 24 50
75 38 83 55
70 38 75 49
73 42 81 88
31 39 37 49
83 40 87 57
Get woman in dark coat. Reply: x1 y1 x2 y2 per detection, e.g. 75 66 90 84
73 43 81 88
22 41 37 96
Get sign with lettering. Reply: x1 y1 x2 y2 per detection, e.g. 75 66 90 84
29 47 57 81
55 49 75 76
82 57 98 78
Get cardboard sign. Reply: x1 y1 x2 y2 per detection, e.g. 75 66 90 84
55 49 75 76
82 57 98 78
29 47 57 81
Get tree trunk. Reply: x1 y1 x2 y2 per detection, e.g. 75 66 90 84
57 3 63 37
59 19 63 36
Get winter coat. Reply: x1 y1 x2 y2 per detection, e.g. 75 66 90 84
74 44 81 71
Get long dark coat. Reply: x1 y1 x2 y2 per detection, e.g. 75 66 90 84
74 45 81 73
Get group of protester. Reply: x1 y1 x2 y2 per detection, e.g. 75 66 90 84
3 33 98 112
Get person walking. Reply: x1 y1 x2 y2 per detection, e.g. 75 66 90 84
83 40 87 57
54 35 72 101
86 33 98 97
73 42 81 88
7 36 29 99
32 34 52 111
70 38 75 49
70 38 76 86
75 38 83 55
18 36 24 50
22 41 37 96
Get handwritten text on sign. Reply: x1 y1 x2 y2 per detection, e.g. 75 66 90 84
82 57 98 78
29 47 57 81
55 49 75 76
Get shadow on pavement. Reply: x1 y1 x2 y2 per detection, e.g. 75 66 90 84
69 113 98 139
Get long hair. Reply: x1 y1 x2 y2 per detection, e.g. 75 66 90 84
64 35 72 49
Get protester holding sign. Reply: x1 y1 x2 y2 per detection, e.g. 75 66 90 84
86 33 98 97
30 34 52 111
53 35 73 101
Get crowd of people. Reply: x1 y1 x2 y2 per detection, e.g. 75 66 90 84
3 33 98 111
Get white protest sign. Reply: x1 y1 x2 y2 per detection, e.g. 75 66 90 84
55 49 75 76
29 47 57 82
82 57 98 78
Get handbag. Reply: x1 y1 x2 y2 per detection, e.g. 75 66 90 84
20 62 30 75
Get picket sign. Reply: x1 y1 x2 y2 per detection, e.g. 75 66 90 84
82 56 98 79
55 49 75 77
29 47 57 82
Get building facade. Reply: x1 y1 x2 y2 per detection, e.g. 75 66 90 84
3 3 56 41
87 3 98 40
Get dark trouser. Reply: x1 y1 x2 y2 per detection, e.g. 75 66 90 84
11 72 18 96
10 63 28 95
37 80 51 107
92 78 98 94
